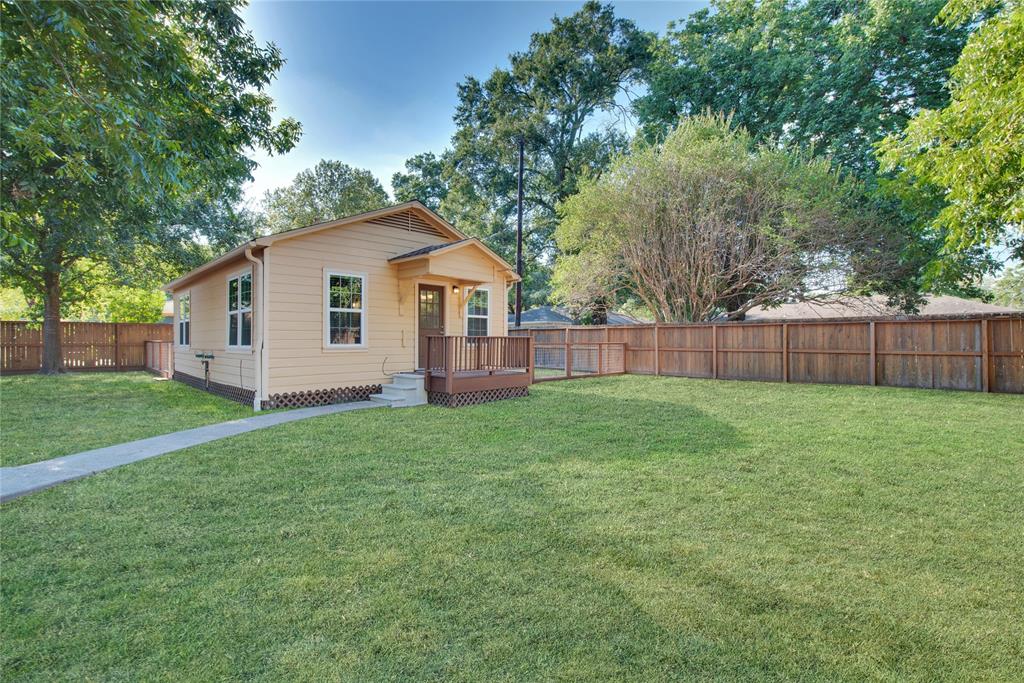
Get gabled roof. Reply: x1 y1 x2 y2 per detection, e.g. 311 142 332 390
164 201 467 291
388 237 519 281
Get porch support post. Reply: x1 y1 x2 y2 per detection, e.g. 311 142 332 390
445 337 454 395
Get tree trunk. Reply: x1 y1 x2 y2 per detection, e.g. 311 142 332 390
40 271 62 374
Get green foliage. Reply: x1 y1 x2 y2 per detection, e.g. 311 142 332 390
555 114 923 321
0 287 30 319
261 159 390 234
393 1 652 305
4 259 168 323
636 0 969 178
0 0 300 368
989 265 1024 308
878 0 1024 264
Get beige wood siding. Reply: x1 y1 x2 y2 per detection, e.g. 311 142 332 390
265 220 509 394
171 257 258 391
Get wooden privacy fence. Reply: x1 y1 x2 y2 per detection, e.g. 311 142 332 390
0 321 173 374
511 315 1024 394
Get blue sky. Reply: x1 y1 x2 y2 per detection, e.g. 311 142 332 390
240 1 710 202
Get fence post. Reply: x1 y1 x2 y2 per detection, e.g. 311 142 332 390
782 323 789 383
114 323 121 371
653 323 660 376
981 318 990 392
869 322 877 386
711 324 718 379
527 337 535 384
565 329 573 378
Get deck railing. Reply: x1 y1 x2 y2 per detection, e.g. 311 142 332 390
426 335 533 373
425 335 534 392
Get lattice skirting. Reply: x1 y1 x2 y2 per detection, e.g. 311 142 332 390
173 371 255 406
262 384 381 410
427 386 529 407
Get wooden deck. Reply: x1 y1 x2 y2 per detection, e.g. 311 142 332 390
423 336 533 405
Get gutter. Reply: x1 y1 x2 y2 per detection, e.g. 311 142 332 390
244 247 267 411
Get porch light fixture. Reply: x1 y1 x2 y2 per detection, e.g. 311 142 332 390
452 285 460 294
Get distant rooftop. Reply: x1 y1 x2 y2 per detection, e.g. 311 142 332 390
742 295 1020 321
508 306 646 328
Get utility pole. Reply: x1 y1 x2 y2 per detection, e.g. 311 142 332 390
515 135 524 328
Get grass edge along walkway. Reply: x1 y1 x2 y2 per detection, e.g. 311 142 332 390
0 401 381 502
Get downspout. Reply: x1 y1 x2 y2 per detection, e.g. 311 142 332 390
244 247 266 411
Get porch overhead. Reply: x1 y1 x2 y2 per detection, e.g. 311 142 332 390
389 238 520 283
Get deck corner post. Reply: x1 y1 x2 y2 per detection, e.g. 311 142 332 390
445 336 454 395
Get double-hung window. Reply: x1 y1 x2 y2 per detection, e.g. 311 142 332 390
325 272 366 347
177 294 190 347
227 270 252 348
466 289 489 337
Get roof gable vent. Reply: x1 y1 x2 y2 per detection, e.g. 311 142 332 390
367 210 445 238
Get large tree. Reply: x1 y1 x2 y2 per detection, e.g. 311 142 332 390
554 115 920 322
636 0 971 177
393 1 652 306
1 0 300 372
261 159 389 234
634 0 998 295
878 0 1023 265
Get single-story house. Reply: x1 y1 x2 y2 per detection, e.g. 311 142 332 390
508 306 646 329
741 295 1021 321
163 201 528 409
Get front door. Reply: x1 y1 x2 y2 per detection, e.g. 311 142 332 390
418 284 445 368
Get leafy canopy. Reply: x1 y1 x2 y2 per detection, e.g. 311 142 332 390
393 1 652 307
0 0 299 368
878 0 1024 263
555 114 919 322
636 0 970 178
261 160 389 235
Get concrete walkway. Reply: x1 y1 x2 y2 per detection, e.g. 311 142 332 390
0 401 381 503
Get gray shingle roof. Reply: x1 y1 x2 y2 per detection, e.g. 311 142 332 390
388 239 468 262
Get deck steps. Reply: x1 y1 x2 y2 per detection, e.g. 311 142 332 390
368 373 427 407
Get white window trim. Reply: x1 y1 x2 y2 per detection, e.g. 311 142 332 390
176 291 191 349
324 269 368 350
465 286 491 337
226 268 253 351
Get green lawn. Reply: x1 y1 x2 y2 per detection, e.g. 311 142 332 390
2 376 1022 681
0 372 251 467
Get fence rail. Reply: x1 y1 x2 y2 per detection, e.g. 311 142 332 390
511 315 1024 394
1 321 174 374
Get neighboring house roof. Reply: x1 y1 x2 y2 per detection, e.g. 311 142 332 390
742 295 1021 321
508 306 647 327
163 201 476 291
